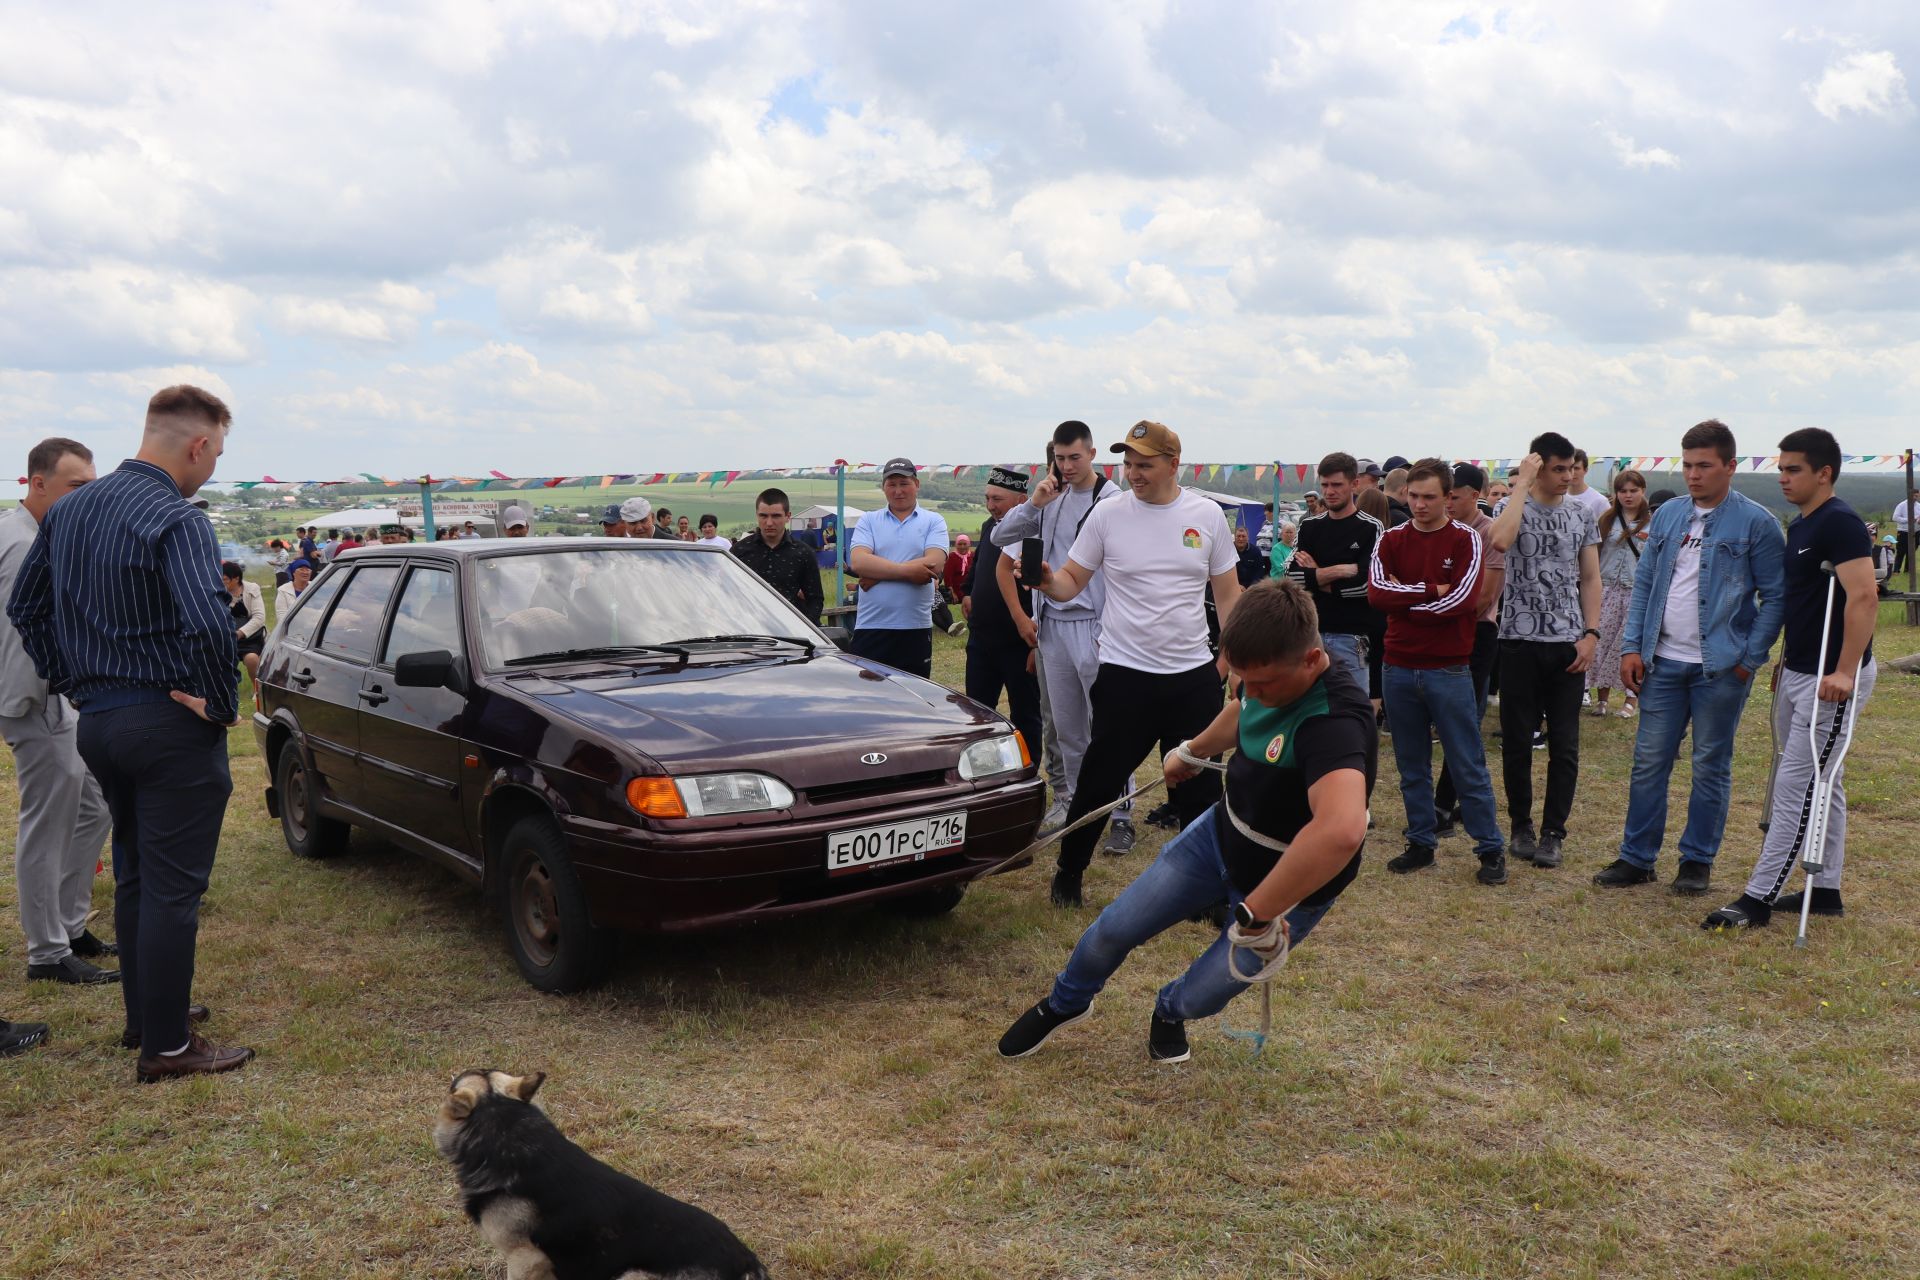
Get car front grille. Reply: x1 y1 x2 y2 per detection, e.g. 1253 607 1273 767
803 769 949 807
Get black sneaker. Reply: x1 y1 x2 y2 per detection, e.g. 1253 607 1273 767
1670 861 1712 896
25 954 119 985
1148 1013 1190 1064
1703 894 1772 931
998 999 1091 1058
1592 858 1657 887
1049 870 1083 909
0 1020 50 1057
1144 802 1180 831
1432 808 1458 840
1476 852 1508 885
1102 819 1136 857
1186 900 1230 928
1531 730 1548 751
1387 844 1436 874
1772 886 1845 918
1531 833 1563 869
69 930 119 958
1511 824 1538 863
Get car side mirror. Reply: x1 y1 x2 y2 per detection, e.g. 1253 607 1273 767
394 649 468 693
820 626 853 652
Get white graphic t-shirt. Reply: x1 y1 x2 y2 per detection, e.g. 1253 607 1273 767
1654 505 1713 663
1067 488 1235 674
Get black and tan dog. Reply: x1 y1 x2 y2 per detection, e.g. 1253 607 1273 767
435 1069 770 1280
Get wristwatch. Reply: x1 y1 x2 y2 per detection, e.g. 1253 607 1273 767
1232 901 1269 931
1581 627 1601 640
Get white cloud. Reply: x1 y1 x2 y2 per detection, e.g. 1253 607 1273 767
1807 50 1914 121
3 2 1919 475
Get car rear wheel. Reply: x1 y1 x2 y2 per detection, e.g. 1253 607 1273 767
277 739 349 859
497 814 615 993
882 883 967 918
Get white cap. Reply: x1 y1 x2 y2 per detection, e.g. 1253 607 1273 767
502 505 530 530
619 496 652 523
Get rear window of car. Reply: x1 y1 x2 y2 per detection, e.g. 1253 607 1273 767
279 571 348 649
316 565 401 663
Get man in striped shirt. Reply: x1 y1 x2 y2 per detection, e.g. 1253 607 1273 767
7 384 252 1083
1368 460 1506 884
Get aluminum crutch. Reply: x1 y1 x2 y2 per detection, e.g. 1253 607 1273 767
1794 561 1864 948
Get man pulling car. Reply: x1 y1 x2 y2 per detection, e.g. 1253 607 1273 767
996 578 1374 1064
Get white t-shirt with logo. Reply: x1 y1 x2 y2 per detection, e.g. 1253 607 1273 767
1066 488 1235 674
1654 505 1713 663
1569 486 1610 523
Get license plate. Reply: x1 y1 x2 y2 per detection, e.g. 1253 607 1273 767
826 811 968 876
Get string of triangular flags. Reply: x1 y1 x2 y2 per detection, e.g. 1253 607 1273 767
210 452 1916 490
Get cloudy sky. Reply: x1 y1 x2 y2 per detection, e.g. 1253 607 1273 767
2 1 1916 480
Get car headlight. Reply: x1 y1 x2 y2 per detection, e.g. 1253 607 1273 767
958 733 1028 781
626 773 795 818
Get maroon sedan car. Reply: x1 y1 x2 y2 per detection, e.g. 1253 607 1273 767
254 539 1044 990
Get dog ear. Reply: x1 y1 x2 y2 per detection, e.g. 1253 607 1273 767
443 1085 482 1121
507 1071 546 1102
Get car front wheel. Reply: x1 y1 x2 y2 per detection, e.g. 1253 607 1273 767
497 814 615 993
277 739 349 859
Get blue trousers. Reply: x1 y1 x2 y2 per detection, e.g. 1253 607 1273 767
1384 663 1504 856
1050 806 1337 1023
76 700 232 1055
1618 659 1753 868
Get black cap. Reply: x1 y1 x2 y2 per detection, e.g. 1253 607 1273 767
1383 455 1411 472
880 457 918 479
986 465 1029 494
1648 489 1678 511
600 503 624 523
1357 458 1384 478
1452 462 1487 492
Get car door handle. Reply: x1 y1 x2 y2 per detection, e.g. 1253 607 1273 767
358 687 389 706
290 670 317 687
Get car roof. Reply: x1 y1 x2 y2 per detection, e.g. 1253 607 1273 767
331 538 726 562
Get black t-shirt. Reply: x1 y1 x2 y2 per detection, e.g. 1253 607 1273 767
1286 509 1384 636
1783 496 1874 675
965 515 1029 647
1215 660 1376 899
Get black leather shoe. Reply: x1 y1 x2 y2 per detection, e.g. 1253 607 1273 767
121 1005 211 1050
1 1020 50 1056
26 954 120 985
69 930 119 958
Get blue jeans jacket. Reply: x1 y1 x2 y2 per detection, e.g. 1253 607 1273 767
1621 489 1785 676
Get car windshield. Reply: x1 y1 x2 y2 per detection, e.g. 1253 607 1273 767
473 546 816 668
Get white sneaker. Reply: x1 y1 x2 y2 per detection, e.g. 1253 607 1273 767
1582 690 1592 706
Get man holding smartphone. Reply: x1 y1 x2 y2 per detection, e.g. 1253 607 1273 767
991 421 1132 848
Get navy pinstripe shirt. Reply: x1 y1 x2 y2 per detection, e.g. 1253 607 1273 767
6 459 240 724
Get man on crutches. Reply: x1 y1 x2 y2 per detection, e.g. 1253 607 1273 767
1705 428 1878 933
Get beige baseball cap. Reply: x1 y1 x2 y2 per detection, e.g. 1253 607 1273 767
1110 420 1182 457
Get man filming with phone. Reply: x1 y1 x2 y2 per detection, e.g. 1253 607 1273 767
992 421 1133 848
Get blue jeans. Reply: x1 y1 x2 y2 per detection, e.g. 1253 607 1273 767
1383 664 1504 856
1050 806 1337 1022
1321 632 1368 688
1619 659 1754 868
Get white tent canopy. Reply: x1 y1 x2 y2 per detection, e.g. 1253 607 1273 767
792 504 866 528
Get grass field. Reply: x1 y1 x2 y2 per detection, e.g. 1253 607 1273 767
1 596 1916 1279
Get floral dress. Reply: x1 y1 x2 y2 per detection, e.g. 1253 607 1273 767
1589 525 1644 692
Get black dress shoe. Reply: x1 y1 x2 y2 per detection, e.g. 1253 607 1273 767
70 930 119 958
121 1004 211 1051
1 1019 51 1056
26 954 120 985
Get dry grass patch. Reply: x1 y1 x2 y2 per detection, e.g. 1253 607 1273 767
1 615 1916 1278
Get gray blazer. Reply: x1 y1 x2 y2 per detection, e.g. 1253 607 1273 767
0 505 50 717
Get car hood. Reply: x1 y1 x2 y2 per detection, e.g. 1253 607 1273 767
500 651 1001 777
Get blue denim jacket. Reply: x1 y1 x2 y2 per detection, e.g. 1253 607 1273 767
1621 489 1785 675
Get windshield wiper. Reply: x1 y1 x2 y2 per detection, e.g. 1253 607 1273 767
503 644 690 667
664 632 817 653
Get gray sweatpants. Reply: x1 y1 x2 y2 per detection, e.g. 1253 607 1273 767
1032 644 1068 799
1746 662 1876 901
3 698 114 965
1036 614 1131 815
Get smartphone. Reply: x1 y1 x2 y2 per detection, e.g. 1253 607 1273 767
1046 438 1062 488
1020 537 1045 584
